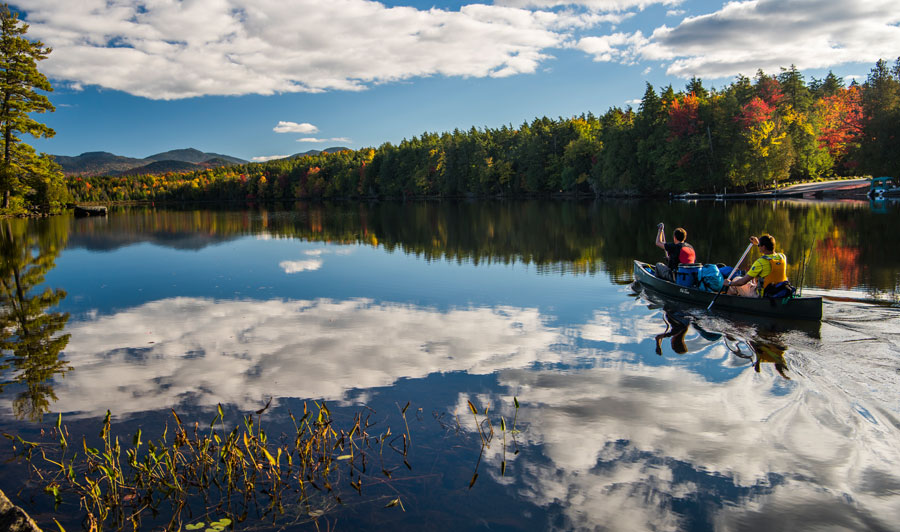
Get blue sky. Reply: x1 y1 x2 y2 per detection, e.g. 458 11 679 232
13 0 900 162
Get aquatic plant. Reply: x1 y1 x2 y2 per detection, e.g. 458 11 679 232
5 401 408 531
433 396 521 489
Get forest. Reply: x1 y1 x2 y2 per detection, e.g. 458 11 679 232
68 59 900 203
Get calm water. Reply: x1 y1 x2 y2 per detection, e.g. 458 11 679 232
2 199 900 531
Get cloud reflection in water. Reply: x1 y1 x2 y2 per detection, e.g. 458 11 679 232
448 361 900 531
41 297 562 417
8 295 899 530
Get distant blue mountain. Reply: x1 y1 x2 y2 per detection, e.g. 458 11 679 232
52 148 249 176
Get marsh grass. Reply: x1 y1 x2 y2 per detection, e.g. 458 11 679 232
5 400 409 531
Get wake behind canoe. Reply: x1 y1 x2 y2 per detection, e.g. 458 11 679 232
632 260 823 321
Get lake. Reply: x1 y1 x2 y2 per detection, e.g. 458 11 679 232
2 199 899 531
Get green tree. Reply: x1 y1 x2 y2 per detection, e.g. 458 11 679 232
0 4 64 212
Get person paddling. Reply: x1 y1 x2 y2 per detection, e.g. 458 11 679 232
654 223 695 281
723 234 788 297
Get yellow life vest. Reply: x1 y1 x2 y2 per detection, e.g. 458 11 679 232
760 253 787 291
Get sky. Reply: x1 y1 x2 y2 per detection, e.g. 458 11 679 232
12 0 900 162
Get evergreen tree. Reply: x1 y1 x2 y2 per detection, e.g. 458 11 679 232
858 58 900 176
0 4 63 211
810 71 844 98
685 77 708 100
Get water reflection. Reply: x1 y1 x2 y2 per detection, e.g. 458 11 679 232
65 201 900 296
1 203 899 530
0 219 71 421
34 297 562 417
652 309 792 379
467 357 900 531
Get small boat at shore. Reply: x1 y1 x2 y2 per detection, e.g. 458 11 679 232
632 260 823 321
73 205 108 217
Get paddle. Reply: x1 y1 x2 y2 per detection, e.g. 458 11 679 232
706 243 754 311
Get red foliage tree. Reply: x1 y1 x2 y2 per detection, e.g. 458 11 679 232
817 86 864 161
734 97 775 128
756 77 785 107
667 92 701 139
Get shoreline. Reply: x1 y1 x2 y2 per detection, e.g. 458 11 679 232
1 177 881 218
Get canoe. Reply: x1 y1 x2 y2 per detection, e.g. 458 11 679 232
632 260 823 321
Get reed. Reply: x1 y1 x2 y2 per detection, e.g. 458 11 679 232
5 401 408 531
446 396 521 489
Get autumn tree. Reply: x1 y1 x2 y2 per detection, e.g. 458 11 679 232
0 4 65 212
816 86 864 169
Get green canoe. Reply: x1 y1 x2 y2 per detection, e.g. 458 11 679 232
632 260 823 321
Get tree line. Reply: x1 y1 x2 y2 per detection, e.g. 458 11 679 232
1 0 898 210
69 60 899 204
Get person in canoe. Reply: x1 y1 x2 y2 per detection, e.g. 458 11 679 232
654 223 696 281
723 234 792 298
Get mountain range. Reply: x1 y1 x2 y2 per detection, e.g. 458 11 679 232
52 147 350 176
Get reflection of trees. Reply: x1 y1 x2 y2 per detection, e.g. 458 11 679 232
64 201 900 293
0 218 71 421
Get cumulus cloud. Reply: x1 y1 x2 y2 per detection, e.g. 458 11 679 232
574 31 648 63
297 137 351 143
20 0 590 99
251 154 289 162
495 0 680 10
578 0 900 78
273 121 319 134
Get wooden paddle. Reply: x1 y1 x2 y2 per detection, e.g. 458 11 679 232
706 243 755 311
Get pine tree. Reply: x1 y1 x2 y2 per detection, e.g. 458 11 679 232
0 4 62 211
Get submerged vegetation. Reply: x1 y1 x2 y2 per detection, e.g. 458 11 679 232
4 390 525 531
67 59 900 202
7 402 411 530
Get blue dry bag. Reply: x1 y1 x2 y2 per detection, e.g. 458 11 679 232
698 264 724 292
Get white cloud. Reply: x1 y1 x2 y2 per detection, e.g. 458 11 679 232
251 154 289 162
574 31 648 63
495 0 680 10
585 0 900 78
665 8 684 17
279 259 323 273
273 121 319 134
21 0 590 100
296 137 352 143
